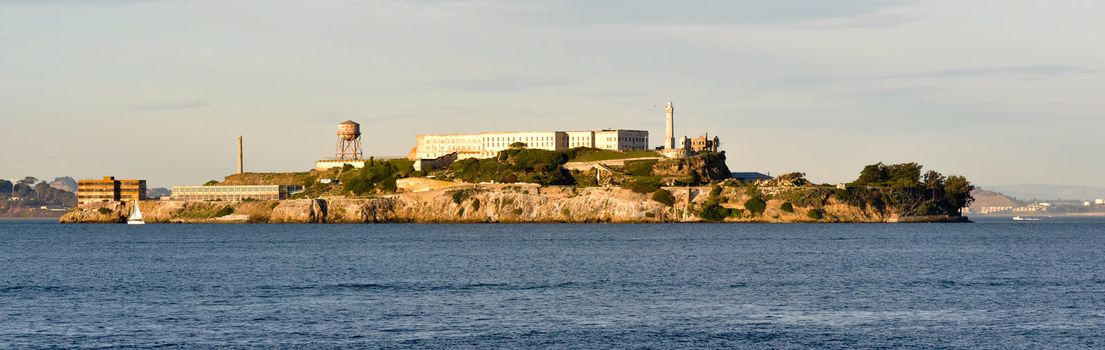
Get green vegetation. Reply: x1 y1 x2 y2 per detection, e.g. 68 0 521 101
744 197 767 216
214 207 235 217
510 142 527 149
449 148 573 185
850 163 923 188
781 202 795 213
846 162 975 216
623 159 657 177
340 159 417 195
651 189 675 207
710 185 723 198
807 208 825 220
698 201 727 222
203 180 219 186
177 203 231 219
450 189 477 205
565 148 660 162
622 177 662 194
97 207 112 215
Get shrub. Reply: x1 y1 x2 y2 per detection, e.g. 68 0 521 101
623 177 662 194
97 207 112 215
623 159 657 177
744 184 760 197
709 185 723 198
781 202 794 213
511 208 524 215
807 209 825 220
450 189 473 205
214 206 234 217
728 208 744 218
698 201 727 222
566 147 660 162
472 198 481 211
744 197 766 216
651 189 676 207
203 180 219 186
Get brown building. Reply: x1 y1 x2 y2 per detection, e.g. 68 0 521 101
687 133 721 153
77 176 147 205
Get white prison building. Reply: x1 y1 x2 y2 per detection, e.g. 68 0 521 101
415 129 649 160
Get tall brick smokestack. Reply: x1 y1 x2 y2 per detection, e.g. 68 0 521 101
237 135 244 174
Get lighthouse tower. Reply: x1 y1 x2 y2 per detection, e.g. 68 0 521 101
664 102 675 149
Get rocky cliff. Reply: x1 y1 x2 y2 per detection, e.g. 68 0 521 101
60 184 967 224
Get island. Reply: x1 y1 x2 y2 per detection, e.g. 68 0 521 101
61 147 974 224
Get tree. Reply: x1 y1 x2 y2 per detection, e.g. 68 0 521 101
850 162 922 188
510 142 527 149
944 175 975 211
922 170 946 201
698 200 727 222
852 163 887 186
885 163 922 188
744 197 767 216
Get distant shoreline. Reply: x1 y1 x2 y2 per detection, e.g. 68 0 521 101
973 212 1105 218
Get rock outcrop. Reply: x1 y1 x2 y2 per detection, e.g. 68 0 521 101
60 184 967 224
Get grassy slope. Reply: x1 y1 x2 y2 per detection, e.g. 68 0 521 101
567 149 661 162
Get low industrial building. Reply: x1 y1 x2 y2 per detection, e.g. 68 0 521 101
731 172 773 182
77 176 147 205
414 129 649 160
413 152 459 172
170 185 303 201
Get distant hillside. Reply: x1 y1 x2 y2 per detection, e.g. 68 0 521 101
969 189 1021 208
983 184 1105 201
50 177 77 193
1 177 77 218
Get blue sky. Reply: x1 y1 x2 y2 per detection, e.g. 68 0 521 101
1 0 1103 188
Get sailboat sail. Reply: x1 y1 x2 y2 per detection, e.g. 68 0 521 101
128 200 145 224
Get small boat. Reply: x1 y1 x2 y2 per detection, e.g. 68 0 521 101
1012 216 1040 221
127 200 145 225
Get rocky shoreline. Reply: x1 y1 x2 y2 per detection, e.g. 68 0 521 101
60 185 968 224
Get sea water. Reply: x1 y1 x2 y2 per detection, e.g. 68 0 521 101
1 219 1103 348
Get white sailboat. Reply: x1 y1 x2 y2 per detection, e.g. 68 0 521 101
127 200 145 225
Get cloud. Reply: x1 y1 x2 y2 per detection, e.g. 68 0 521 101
0 0 159 6
388 0 914 26
434 74 580 93
308 106 480 124
888 65 1093 79
125 100 209 111
800 9 914 29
